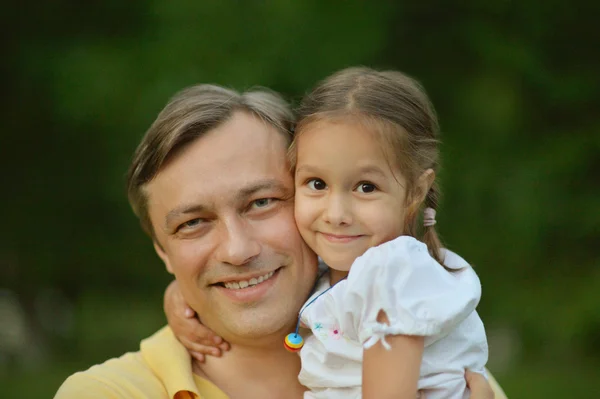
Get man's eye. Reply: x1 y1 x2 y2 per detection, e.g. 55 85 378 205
307 179 327 191
179 218 201 230
356 182 377 193
252 198 273 208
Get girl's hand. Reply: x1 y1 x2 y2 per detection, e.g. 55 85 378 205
416 370 499 399
465 370 496 399
164 280 230 362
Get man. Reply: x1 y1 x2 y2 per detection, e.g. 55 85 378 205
55 84 503 398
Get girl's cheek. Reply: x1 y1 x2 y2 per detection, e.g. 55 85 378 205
294 196 312 228
365 203 405 238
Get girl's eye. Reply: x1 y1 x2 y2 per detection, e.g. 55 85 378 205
307 179 327 191
356 183 377 193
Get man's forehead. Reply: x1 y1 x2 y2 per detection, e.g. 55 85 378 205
164 176 292 220
161 113 285 172
145 115 293 223
146 156 292 207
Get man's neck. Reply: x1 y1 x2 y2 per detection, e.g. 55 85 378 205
193 338 305 399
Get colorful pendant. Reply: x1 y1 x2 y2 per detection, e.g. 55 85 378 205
284 333 304 352
284 270 342 353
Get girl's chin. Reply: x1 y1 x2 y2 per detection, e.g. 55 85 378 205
320 257 352 272
327 268 349 284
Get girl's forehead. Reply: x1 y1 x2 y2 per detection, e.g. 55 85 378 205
296 118 403 160
295 118 414 185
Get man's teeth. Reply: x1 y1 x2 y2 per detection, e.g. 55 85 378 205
223 271 275 290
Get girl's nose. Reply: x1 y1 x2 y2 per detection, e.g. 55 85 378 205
323 193 353 226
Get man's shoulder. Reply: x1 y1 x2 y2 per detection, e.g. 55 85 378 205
55 351 168 399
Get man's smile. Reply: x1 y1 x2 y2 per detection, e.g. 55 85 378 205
212 267 284 302
220 270 277 290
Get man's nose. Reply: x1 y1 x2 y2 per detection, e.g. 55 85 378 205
323 193 353 226
216 217 260 266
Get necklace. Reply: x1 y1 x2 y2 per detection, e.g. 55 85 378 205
284 270 346 352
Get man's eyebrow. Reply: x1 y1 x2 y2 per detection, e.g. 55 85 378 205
165 204 207 229
235 179 291 202
164 179 291 228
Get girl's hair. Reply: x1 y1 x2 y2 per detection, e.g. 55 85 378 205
291 67 446 267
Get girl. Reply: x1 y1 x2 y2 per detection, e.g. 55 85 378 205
166 67 488 398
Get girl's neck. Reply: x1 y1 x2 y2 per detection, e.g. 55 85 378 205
329 269 349 285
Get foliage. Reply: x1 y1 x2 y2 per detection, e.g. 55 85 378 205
2 1 599 397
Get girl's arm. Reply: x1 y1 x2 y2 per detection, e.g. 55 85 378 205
344 237 486 398
164 280 230 361
466 370 498 399
363 311 424 399
477 369 508 399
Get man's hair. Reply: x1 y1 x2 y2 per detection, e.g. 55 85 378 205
127 84 295 238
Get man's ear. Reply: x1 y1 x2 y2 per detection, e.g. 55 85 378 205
412 168 436 206
154 241 174 274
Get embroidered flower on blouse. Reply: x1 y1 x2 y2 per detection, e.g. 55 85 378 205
314 322 323 331
329 325 343 340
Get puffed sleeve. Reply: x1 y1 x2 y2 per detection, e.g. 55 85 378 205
341 236 481 350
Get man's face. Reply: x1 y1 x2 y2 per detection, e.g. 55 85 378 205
146 111 318 344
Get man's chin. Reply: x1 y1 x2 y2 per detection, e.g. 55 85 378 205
219 305 298 343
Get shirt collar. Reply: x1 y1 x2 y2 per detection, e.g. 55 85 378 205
141 326 200 399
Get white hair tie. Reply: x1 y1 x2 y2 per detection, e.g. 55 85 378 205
423 207 437 227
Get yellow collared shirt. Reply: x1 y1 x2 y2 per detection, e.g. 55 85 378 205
55 326 227 399
55 326 507 398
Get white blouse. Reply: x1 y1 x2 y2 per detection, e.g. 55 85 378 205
298 236 488 399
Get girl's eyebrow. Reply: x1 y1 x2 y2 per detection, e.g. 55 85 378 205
295 165 319 175
355 165 388 179
296 164 387 178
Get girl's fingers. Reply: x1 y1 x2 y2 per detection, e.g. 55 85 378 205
191 352 205 362
184 306 195 318
465 370 494 399
182 337 222 357
218 342 230 352
190 322 223 346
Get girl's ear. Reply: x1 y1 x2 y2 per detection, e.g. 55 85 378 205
413 168 435 206
154 241 174 274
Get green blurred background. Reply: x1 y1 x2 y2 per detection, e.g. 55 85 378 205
1 1 599 397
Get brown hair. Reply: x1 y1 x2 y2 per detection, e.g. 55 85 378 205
127 84 294 238
292 67 446 267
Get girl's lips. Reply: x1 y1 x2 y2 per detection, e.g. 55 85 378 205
319 232 364 243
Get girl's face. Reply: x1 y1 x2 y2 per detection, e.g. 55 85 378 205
294 120 409 272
